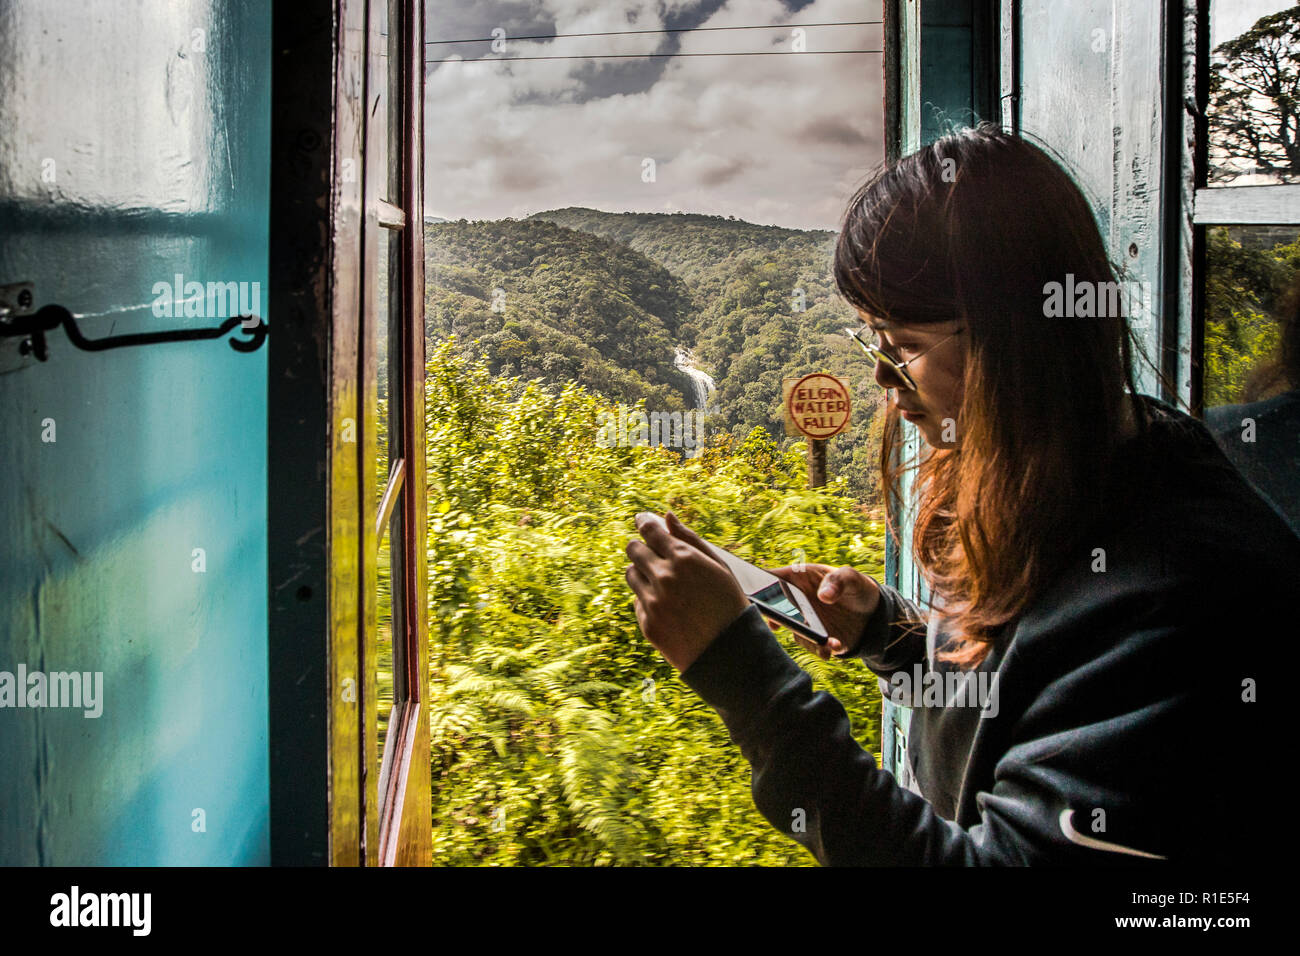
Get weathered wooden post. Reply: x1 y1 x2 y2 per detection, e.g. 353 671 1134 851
807 438 828 488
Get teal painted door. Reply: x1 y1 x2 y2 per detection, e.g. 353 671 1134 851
1015 0 1174 400
0 1 272 864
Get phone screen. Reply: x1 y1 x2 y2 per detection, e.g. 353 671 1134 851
748 580 807 625
635 514 827 642
696 539 827 642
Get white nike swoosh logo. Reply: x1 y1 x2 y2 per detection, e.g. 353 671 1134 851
1059 809 1168 860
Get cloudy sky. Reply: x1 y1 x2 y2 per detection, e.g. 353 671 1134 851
1211 0 1292 46
422 0 884 231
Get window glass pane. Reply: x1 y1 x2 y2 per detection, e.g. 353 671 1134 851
376 486 394 761
372 0 397 778
1202 224 1300 536
1207 1 1299 186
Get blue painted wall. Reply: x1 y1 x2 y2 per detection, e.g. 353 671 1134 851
919 0 980 142
0 1 271 864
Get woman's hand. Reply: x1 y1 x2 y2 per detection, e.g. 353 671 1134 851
625 512 750 673
767 564 883 660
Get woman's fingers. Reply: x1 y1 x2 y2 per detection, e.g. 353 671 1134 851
625 538 664 576
625 563 651 597
633 512 679 559
665 511 711 551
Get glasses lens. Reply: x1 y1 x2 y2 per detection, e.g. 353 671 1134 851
870 346 913 390
878 358 913 390
847 327 915 390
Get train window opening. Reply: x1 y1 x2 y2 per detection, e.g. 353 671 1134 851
12 0 1294 872
422 3 889 865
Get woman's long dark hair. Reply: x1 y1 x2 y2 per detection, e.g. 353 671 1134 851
833 123 1151 667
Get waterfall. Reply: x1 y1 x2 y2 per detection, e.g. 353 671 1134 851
674 347 716 412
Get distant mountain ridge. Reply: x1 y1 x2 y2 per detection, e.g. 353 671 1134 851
527 207 834 282
424 216 694 411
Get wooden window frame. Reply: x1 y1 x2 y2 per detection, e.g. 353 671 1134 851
268 0 429 867
367 0 431 867
1185 0 1300 418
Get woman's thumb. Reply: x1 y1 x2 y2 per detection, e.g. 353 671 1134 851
817 566 854 602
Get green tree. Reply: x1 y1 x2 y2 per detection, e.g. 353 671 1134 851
1204 228 1299 405
1209 6 1300 183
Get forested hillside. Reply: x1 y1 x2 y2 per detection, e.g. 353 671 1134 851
425 217 695 412
530 209 885 498
528 206 832 282
426 209 885 501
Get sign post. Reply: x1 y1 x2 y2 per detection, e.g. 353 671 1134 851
783 373 852 488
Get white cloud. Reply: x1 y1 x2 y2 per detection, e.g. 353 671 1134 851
423 0 883 229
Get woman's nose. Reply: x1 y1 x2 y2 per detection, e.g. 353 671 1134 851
873 360 905 391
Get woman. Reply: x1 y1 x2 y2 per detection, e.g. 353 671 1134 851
624 124 1296 865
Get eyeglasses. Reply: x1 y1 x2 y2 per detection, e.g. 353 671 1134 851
844 324 964 392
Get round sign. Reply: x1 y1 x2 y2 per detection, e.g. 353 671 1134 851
787 373 852 439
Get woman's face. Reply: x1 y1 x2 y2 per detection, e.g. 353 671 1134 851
858 312 967 448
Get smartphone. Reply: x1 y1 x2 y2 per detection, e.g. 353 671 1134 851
698 540 830 645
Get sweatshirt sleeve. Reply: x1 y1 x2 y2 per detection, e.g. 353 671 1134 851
678 600 1219 866
840 582 930 678
680 606 983 865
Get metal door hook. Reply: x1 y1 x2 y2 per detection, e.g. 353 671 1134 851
0 301 267 362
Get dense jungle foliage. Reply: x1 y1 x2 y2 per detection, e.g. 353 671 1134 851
1204 227 1300 406
401 343 886 865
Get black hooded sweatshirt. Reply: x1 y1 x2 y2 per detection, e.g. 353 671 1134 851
680 394 1297 864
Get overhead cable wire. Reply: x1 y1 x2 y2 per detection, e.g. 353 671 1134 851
425 20 882 45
